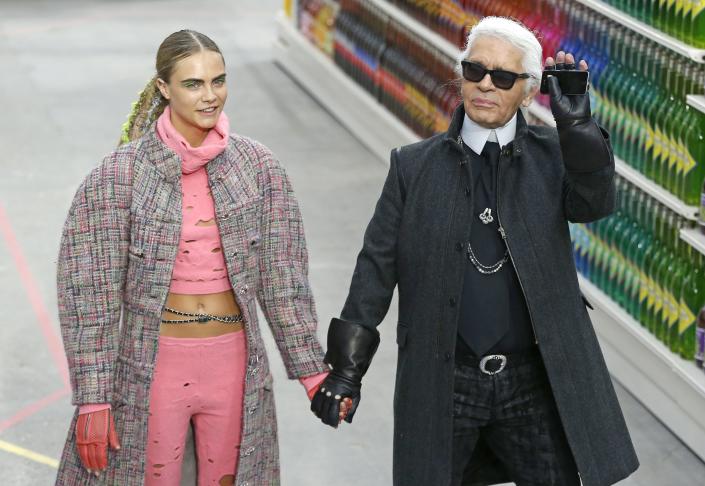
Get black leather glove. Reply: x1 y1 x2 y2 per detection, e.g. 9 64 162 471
547 73 612 172
311 318 380 428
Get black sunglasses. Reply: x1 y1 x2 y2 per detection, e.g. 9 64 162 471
461 60 533 90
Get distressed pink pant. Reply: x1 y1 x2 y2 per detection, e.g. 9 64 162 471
145 332 247 486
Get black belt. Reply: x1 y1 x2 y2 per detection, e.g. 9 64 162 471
454 342 541 375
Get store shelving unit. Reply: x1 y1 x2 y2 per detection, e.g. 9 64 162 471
615 160 700 221
578 275 705 461
688 95 705 115
528 104 700 221
369 0 459 57
275 11 418 161
681 227 705 256
574 0 705 63
275 1 705 460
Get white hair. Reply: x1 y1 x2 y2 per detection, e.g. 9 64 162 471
456 16 542 95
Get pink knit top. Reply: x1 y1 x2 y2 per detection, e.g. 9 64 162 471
169 168 232 293
156 106 233 295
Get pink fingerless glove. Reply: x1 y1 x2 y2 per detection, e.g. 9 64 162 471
79 403 111 415
300 372 329 401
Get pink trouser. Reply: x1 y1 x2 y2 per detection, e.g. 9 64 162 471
145 331 247 486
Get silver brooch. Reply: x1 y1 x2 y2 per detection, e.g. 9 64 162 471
479 208 494 225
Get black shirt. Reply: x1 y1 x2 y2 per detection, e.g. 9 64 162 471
456 140 535 356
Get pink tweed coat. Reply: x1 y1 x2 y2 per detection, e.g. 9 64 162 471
55 126 328 485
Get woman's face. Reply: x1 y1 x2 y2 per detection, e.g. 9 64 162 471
156 50 227 146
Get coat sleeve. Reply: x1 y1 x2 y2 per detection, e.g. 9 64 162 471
339 148 405 330
561 123 617 223
57 154 131 405
255 150 328 379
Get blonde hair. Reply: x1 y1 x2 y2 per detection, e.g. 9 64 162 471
119 30 224 145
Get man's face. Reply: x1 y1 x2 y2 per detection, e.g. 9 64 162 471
461 36 537 129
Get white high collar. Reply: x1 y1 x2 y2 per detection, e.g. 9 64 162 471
460 112 517 155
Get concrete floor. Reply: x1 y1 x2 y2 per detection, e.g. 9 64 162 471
0 0 703 485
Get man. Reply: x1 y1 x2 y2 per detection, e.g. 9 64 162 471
311 16 639 486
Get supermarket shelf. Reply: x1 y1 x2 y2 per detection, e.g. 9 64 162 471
528 104 699 221
687 95 705 115
578 275 705 462
368 0 459 58
681 227 705 256
378 0 705 63
614 159 699 221
574 0 705 63
274 11 418 162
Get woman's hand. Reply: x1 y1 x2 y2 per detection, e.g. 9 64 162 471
75 408 120 476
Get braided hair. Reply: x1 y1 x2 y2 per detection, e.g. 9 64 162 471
119 30 224 146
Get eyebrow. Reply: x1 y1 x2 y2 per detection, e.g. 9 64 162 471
467 60 511 71
180 73 227 84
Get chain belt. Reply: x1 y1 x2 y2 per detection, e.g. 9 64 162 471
161 306 244 324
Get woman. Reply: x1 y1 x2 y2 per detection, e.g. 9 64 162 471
55 30 344 485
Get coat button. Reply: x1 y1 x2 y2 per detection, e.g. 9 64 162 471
464 187 470 197
239 285 248 295
244 446 256 456
230 250 238 257
248 406 258 414
455 242 463 252
449 297 457 307
444 352 452 361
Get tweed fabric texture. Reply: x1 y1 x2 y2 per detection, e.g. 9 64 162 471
55 125 328 485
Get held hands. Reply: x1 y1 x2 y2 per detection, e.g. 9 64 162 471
75 408 120 476
310 374 358 427
310 318 380 429
544 51 591 128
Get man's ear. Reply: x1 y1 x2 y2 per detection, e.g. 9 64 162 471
521 84 539 107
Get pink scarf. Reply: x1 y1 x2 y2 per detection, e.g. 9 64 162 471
156 105 230 174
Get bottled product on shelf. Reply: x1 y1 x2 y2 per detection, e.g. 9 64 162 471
298 0 340 56
697 304 705 367
572 175 705 363
299 0 459 138
600 0 705 47
701 176 705 233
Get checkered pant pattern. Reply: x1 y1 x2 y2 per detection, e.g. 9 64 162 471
451 350 580 486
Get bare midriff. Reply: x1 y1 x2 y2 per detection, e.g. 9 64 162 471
160 289 244 338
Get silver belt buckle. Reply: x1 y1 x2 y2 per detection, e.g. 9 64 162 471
479 354 507 375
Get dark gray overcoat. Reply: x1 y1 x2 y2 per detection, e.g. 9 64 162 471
339 104 639 486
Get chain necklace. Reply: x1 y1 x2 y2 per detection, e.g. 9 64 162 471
458 133 509 275
466 227 509 274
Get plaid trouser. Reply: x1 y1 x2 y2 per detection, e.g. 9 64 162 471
451 346 580 486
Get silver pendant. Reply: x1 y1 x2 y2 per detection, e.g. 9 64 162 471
479 208 494 225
